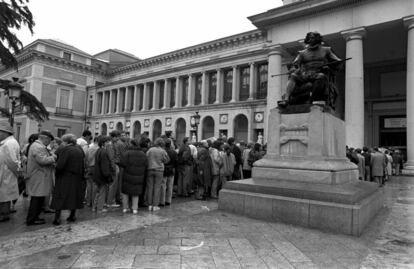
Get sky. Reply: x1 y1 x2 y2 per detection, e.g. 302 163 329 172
17 0 283 59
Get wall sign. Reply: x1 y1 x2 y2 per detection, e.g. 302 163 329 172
384 117 406 128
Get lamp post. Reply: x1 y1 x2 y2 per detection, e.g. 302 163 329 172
191 111 201 142
7 77 23 127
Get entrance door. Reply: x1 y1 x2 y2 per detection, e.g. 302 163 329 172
233 114 248 142
175 118 186 146
152 119 162 141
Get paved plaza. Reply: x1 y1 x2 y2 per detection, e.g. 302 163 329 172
0 176 412 269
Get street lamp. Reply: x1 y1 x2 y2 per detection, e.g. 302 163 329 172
190 111 201 142
7 77 23 127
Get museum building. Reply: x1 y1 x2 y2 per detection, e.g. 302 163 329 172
0 0 413 172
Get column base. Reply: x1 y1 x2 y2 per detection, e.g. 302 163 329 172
214 101 220 104
402 166 414 175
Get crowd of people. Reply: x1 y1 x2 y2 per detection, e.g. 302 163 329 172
346 146 404 186
0 121 267 225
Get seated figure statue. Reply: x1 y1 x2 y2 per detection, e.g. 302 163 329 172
279 32 343 109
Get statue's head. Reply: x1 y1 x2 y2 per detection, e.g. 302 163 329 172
304 32 322 46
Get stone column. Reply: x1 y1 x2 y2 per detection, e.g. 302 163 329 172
116 88 121 113
403 16 414 175
230 66 239 102
201 72 207 105
215 69 223 104
100 92 105 114
266 45 284 143
132 85 138 112
163 79 169 109
142 83 149 111
124 87 130 112
187 74 194 107
108 90 113 114
342 27 366 148
174 76 181 108
248 62 256 100
153 81 159 110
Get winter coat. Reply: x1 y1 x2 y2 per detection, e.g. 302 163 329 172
94 147 115 186
356 153 365 180
178 145 193 167
0 136 20 202
220 152 236 177
26 140 55 197
197 146 213 187
371 152 386 177
164 148 178 177
209 148 222 176
51 144 85 210
120 146 147 196
248 150 263 167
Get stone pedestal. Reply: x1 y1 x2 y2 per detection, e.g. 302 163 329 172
219 105 384 236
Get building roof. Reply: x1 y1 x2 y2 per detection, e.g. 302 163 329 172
27 39 92 57
93 49 140 61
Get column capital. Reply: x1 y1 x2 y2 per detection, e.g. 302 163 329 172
403 15 414 30
341 27 366 41
249 62 256 66
267 44 287 56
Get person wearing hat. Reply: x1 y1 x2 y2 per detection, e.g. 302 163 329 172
26 130 57 225
0 122 21 222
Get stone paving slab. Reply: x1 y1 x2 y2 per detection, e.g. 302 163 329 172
0 176 413 268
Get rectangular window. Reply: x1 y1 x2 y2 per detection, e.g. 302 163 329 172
139 86 143 111
223 69 233 103
159 81 165 109
57 128 66 137
256 63 268 99
129 88 135 111
59 89 70 108
239 66 250 101
182 77 188 107
194 75 202 105
170 80 176 107
208 72 217 104
112 90 117 113
148 84 154 110
63 52 71 60
88 100 93 116
104 91 110 113
120 89 126 112
97 92 103 114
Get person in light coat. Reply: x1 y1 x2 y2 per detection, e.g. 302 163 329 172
0 123 21 222
26 130 56 225
370 147 386 187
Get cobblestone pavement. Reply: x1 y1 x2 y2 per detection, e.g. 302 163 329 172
0 176 413 269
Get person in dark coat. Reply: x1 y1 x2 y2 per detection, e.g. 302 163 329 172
119 138 147 214
93 136 114 212
196 140 212 200
227 137 242 181
161 138 177 206
51 134 85 225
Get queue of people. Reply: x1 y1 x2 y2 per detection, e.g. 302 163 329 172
0 121 267 225
346 146 404 186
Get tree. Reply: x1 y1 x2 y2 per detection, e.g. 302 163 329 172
0 1 47 124
0 0 35 70
0 78 49 123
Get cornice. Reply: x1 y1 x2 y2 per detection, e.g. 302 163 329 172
0 49 106 77
108 30 267 77
93 49 268 91
249 0 370 28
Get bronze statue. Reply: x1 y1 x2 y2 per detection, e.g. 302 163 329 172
278 32 346 109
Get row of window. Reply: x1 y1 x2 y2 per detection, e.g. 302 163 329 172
94 63 268 115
